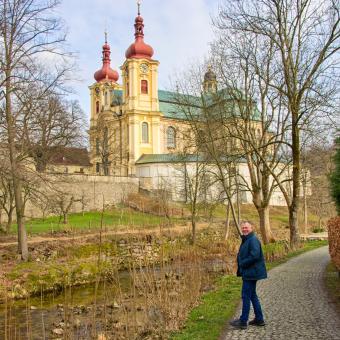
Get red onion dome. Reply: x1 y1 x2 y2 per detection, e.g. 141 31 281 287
125 15 154 60
94 42 119 82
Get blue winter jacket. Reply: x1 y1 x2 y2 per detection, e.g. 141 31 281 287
237 232 267 281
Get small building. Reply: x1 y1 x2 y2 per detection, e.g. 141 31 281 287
46 147 92 174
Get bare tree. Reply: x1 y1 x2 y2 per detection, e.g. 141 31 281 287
215 0 340 247
208 30 296 243
180 154 210 244
304 143 337 229
23 91 86 172
171 78 243 236
0 167 15 234
0 0 74 260
93 114 122 176
48 191 79 225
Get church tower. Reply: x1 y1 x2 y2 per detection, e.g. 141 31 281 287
89 34 121 175
122 1 159 112
89 33 120 124
203 66 217 93
121 1 161 175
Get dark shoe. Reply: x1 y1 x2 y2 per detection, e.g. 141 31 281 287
229 319 247 329
249 318 265 326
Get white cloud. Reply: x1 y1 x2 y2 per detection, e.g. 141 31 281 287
57 0 220 116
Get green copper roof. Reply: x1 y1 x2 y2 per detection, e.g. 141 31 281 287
111 89 260 121
136 154 206 164
135 153 247 165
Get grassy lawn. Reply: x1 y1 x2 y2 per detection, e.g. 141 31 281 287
212 204 322 234
170 240 328 340
12 209 175 235
325 262 340 312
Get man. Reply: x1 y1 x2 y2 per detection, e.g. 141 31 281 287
230 221 267 330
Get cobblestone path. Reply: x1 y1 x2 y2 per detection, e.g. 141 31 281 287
223 246 340 340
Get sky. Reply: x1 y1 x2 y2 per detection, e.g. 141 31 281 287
56 0 221 117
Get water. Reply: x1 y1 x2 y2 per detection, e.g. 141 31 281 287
0 258 228 339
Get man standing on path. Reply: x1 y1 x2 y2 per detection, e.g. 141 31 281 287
230 221 267 330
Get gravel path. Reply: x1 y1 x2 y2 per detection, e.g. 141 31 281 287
222 246 340 340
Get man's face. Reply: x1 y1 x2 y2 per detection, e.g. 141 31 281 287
241 223 253 236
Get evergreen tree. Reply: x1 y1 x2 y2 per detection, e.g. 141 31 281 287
330 137 340 215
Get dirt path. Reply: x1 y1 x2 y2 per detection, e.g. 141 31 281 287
0 222 211 249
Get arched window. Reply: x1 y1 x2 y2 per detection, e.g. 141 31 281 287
142 122 149 143
167 126 176 148
126 82 129 96
96 101 100 114
141 80 148 94
105 91 108 105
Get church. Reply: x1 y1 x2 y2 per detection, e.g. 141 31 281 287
88 3 287 206
89 3 207 176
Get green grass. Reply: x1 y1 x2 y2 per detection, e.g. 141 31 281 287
171 275 242 340
170 240 328 340
13 209 175 234
324 262 340 312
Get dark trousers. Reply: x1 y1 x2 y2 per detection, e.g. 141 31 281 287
240 279 264 323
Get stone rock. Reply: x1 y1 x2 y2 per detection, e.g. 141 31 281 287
73 318 81 328
30 305 38 310
52 328 64 335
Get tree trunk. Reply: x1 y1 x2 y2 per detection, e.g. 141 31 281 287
257 206 275 244
191 215 196 245
6 208 13 234
289 111 301 248
289 203 300 248
63 213 68 224
5 78 28 261
303 189 308 234
0 210 4 234
224 203 230 240
237 188 241 225
35 157 47 172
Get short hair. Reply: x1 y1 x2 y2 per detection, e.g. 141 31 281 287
239 220 254 228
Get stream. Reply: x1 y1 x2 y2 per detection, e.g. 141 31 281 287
0 258 229 339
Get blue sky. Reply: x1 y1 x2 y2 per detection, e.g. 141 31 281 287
57 0 221 117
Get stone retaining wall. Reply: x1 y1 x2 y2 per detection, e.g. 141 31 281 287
4 175 139 221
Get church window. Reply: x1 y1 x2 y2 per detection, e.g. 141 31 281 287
141 80 148 94
96 101 99 114
126 82 129 96
142 122 149 143
105 91 108 105
167 126 176 148
96 162 100 173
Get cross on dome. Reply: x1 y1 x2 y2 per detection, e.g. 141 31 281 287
93 32 119 83
125 0 154 60
137 0 141 16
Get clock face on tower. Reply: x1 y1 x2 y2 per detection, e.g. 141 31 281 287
139 63 149 74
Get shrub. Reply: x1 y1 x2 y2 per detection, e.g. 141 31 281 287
312 227 325 233
329 137 340 215
328 217 340 271
263 241 289 262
